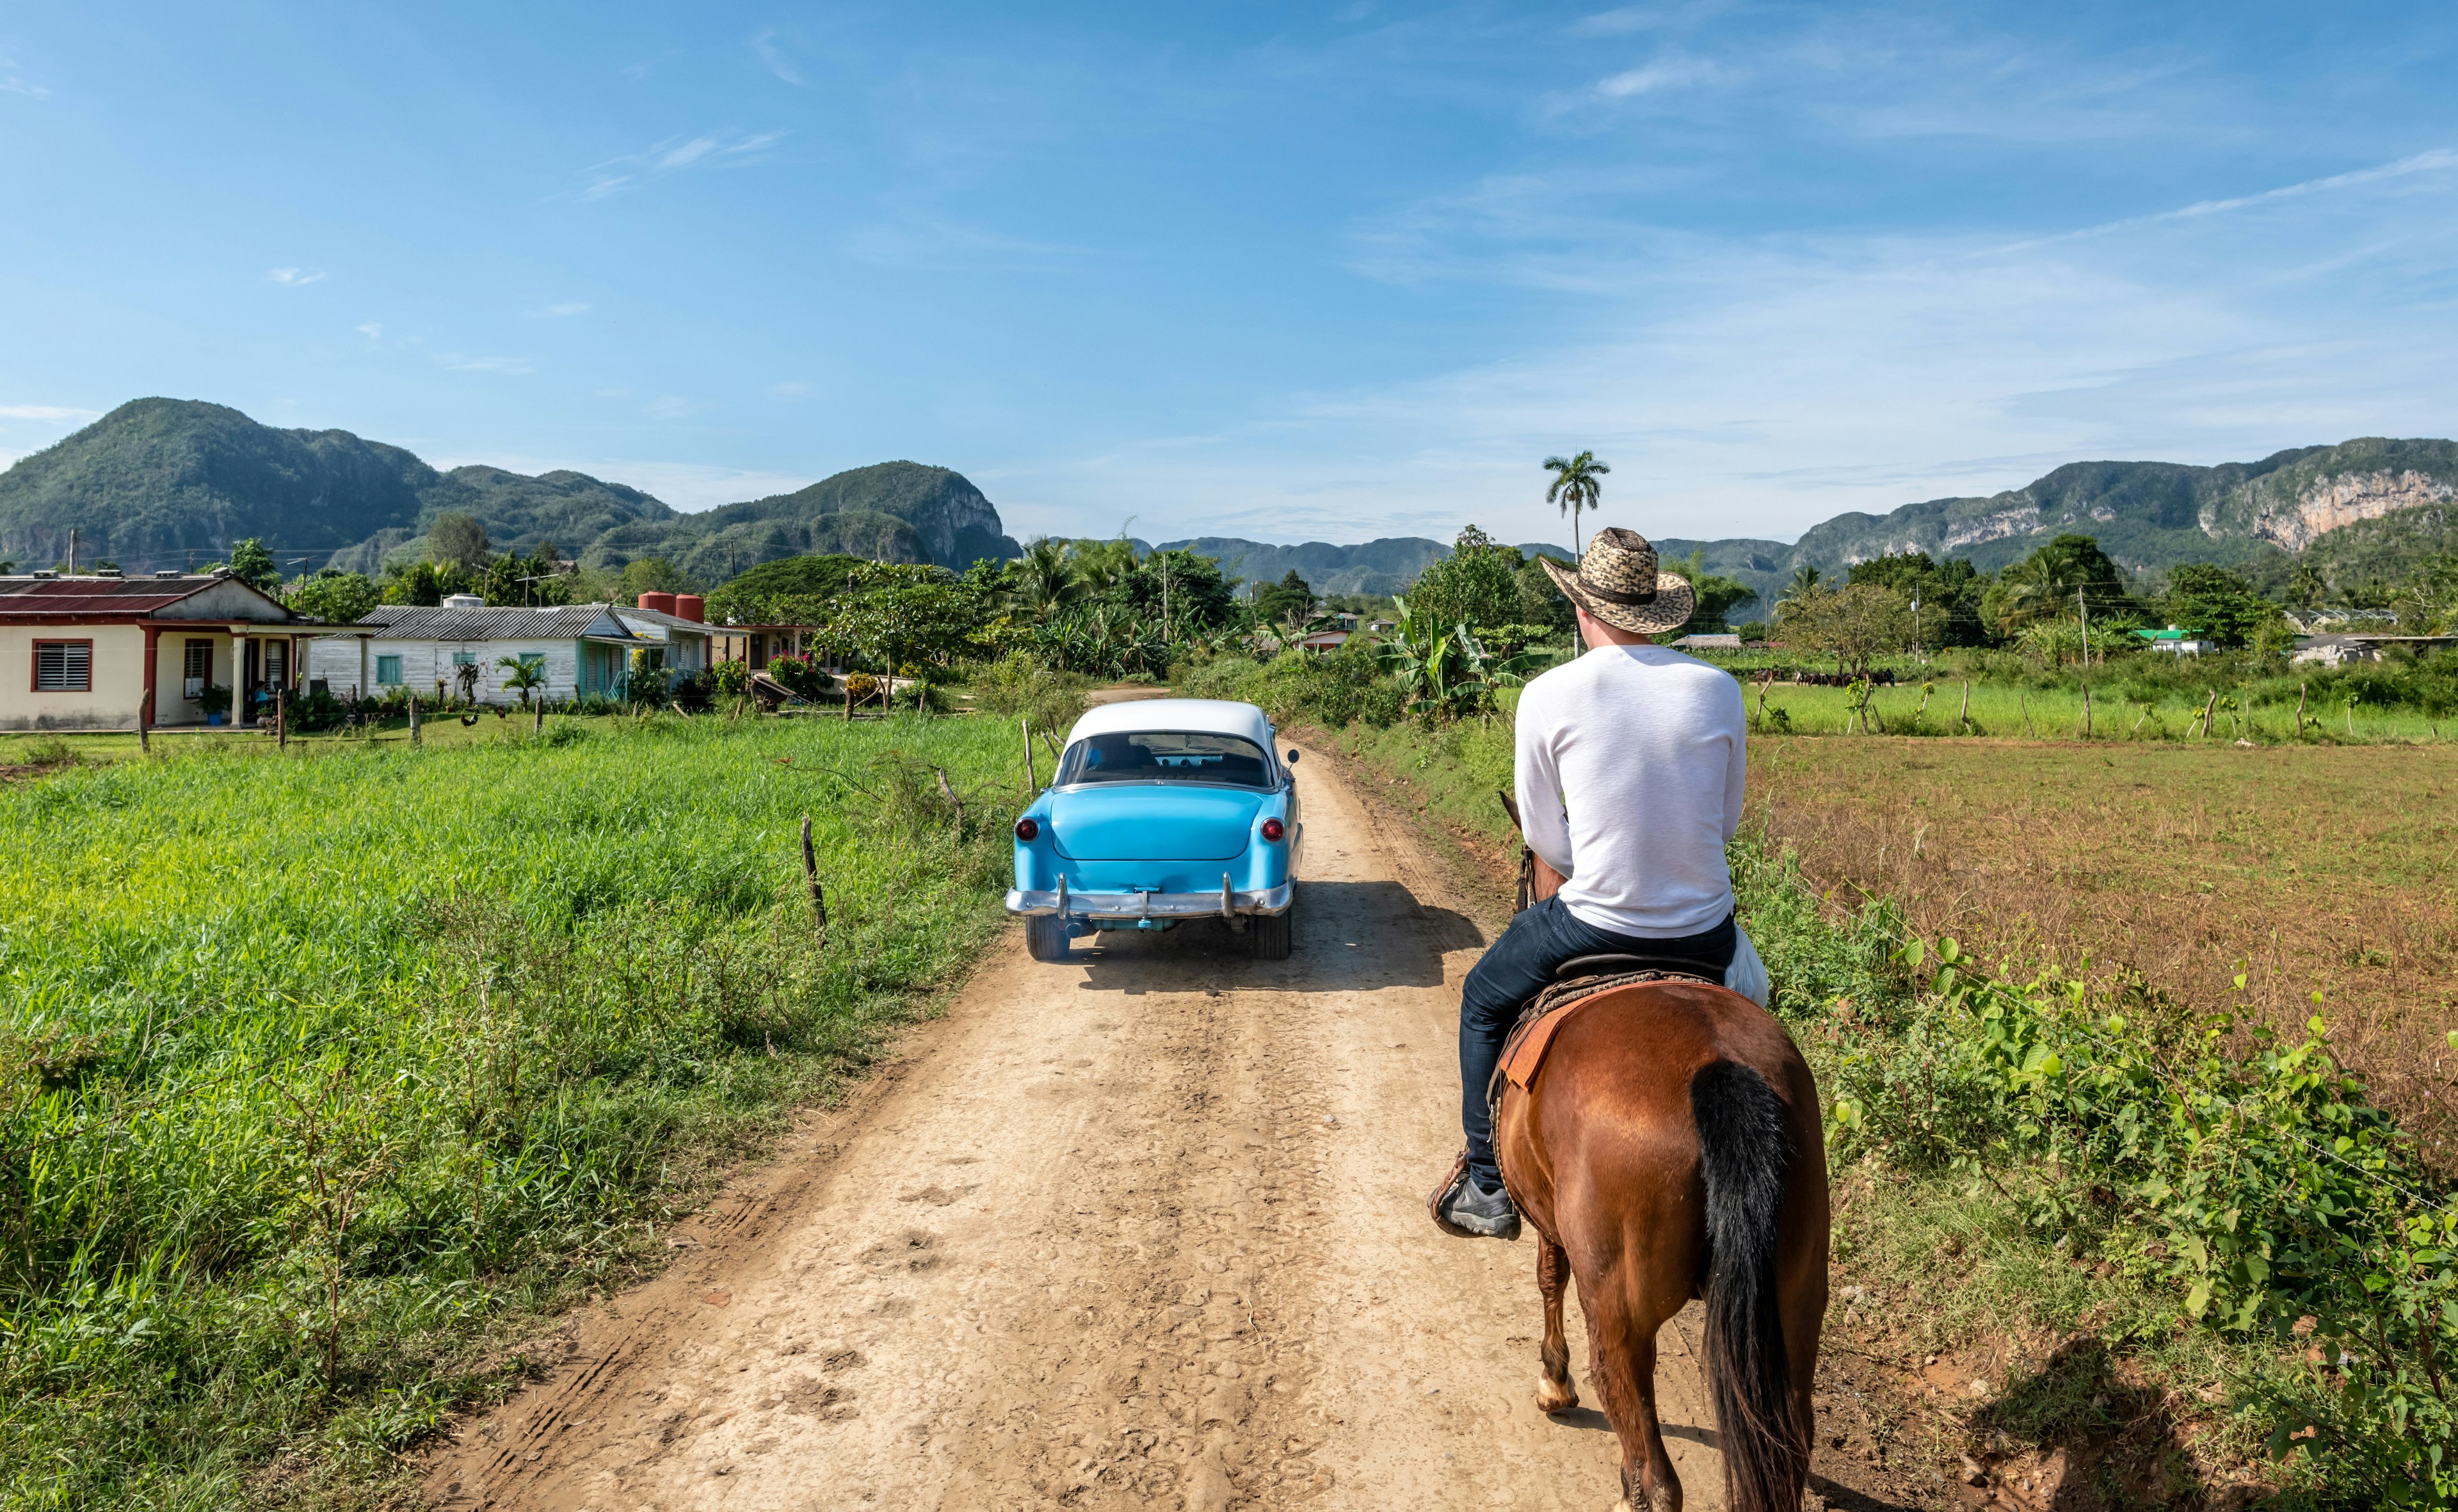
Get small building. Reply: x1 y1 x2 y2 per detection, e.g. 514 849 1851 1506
1297 630 1352 655
2132 626 2217 656
0 569 335 731
2292 632 2458 666
305 595 712 704
710 623 830 671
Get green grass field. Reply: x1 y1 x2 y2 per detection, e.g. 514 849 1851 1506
1744 675 2455 743
0 713 1022 1509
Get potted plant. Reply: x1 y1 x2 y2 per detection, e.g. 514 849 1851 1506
197 683 232 726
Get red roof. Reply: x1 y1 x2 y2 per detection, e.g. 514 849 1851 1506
0 574 305 623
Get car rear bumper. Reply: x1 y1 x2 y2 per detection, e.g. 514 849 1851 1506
1006 880 1293 920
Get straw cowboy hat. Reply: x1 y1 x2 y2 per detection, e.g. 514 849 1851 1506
1539 526 1694 636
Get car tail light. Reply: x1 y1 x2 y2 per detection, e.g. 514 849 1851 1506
1260 817 1285 842
1015 817 1039 840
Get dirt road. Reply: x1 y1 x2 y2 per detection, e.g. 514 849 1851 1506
428 744 1742 1511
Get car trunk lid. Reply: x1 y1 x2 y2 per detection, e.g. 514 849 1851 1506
1048 785 1260 861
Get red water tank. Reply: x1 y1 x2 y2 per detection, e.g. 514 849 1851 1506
638 591 678 615
673 593 705 623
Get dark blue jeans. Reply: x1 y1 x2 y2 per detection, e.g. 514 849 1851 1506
1458 895 1737 1187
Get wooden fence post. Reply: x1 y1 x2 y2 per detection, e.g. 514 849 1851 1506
2295 681 2307 736
800 816 828 941
2198 689 2217 739
2078 680 2092 739
409 693 421 747
1022 718 1038 791
277 688 287 750
1957 679 1971 733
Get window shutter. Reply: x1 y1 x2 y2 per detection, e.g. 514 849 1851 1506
35 642 91 692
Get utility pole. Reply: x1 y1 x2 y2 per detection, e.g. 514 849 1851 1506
2077 583 2090 667
68 527 77 577
1911 592 1922 661
1161 552 1171 645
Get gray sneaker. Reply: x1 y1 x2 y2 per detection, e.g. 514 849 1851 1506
1430 1161 1521 1240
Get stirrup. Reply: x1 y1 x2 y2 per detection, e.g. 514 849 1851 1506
1427 1149 1477 1237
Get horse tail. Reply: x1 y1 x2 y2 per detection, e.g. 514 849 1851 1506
1691 1059 1805 1512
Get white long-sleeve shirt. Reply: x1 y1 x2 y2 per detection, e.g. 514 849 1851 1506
1514 642 1748 938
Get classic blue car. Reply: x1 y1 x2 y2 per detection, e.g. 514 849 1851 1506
1006 698 1303 960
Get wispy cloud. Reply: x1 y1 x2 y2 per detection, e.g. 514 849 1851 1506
1571 3 1724 37
355 322 382 340
528 301 591 318
573 129 787 202
753 31 803 86
434 353 534 375
841 217 1120 269
645 396 700 421
268 266 328 286
0 404 97 422
770 381 816 398
0 58 47 98
1596 51 1729 97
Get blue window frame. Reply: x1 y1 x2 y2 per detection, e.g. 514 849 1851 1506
375 655 403 686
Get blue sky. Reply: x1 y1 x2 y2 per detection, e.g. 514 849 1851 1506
3 3 2457 548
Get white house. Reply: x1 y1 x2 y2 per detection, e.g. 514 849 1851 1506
305 595 712 704
0 569 339 730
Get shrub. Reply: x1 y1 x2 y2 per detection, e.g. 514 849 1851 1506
967 652 1091 732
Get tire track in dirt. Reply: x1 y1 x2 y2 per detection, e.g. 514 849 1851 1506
426 744 1737 1511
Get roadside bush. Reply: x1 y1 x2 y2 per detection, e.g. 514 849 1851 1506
967 651 1090 732
1172 643 1410 728
1742 834 2458 1505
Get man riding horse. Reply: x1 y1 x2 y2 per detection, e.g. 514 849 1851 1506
1434 526 1771 1241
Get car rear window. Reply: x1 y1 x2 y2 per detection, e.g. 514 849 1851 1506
1057 732 1275 789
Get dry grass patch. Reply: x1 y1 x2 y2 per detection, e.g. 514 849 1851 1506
1750 735 2458 1159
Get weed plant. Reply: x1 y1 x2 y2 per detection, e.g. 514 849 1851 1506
0 714 1022 1509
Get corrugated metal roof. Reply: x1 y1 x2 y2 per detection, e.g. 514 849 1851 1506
0 574 218 614
613 607 714 635
356 604 634 641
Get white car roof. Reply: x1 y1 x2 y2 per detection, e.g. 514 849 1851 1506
1064 698 1274 749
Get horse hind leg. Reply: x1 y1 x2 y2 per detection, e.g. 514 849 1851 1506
1586 1303 1681 1512
1535 1233 1578 1414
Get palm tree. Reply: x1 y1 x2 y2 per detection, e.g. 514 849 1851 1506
497 654 549 734
1541 451 1611 554
1011 538 1080 621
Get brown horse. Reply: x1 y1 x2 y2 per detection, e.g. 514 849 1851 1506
1493 837 1828 1511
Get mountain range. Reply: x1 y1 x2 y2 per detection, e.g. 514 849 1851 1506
2 400 2451 604
0 398 1019 579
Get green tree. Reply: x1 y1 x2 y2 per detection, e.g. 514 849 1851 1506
1844 551 1988 647
495 654 547 707
1407 525 1523 631
285 569 381 625
1676 551 1760 634
1980 534 2131 634
1008 538 1080 621
429 512 490 568
1514 552 1575 632
2157 563 2281 648
1254 570 1317 627
229 538 281 593
619 557 697 599
1541 451 1610 554
481 545 574 607
380 559 472 606
1775 582 1915 676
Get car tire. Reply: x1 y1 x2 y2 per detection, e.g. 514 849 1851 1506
1026 913 1071 961
1249 906 1293 961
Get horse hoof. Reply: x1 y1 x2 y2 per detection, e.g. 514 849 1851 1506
1536 1378 1578 1414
